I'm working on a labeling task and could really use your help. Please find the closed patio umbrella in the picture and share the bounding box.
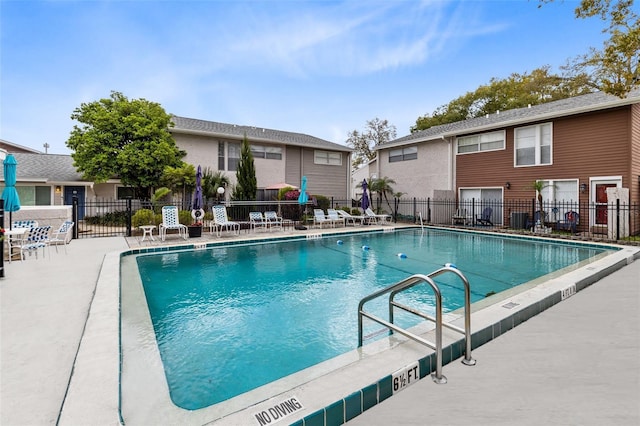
[191,165,204,223]
[361,179,370,212]
[298,176,308,205]
[2,154,21,229]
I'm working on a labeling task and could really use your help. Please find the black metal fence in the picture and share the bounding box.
[69,196,640,244]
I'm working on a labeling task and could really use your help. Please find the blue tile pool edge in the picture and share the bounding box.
[292,252,640,426]
[115,228,636,425]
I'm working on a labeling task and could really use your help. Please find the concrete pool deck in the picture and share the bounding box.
[0,229,638,425]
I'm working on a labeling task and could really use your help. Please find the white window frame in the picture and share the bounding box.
[538,179,579,222]
[251,145,282,160]
[456,130,505,155]
[514,123,552,167]
[389,146,418,162]
[314,150,342,166]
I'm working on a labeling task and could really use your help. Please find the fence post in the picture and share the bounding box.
[413,197,417,223]
[616,198,620,240]
[127,198,133,237]
[427,197,431,222]
[72,196,79,240]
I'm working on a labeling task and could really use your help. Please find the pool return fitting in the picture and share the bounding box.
[357,265,475,384]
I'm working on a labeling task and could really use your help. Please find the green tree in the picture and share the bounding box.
[542,0,640,97]
[66,91,185,198]
[346,118,397,168]
[412,67,594,132]
[161,163,196,207]
[232,134,257,200]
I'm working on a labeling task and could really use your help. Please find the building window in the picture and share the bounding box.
[389,146,418,162]
[251,145,282,160]
[117,187,135,199]
[539,179,578,222]
[228,142,241,171]
[218,141,225,170]
[457,131,505,154]
[314,150,342,165]
[515,123,552,166]
[14,186,51,206]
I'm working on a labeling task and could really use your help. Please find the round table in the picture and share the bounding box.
[139,225,156,242]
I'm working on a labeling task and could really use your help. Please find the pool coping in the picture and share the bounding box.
[57,227,640,426]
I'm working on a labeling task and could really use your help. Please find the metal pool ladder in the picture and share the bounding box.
[357,265,476,384]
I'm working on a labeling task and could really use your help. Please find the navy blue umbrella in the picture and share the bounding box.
[191,165,204,223]
[361,179,370,211]
[2,154,21,229]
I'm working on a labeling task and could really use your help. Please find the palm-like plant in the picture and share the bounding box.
[528,180,554,227]
[368,176,397,212]
[201,168,230,203]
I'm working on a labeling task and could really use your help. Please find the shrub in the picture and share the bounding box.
[132,209,156,227]
[313,195,329,211]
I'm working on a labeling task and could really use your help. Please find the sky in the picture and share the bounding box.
[0,0,614,155]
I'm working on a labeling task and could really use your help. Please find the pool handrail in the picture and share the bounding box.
[389,266,476,367]
[357,265,476,384]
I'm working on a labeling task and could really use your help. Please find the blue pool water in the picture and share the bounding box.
[135,229,611,409]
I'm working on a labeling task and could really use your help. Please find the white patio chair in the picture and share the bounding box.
[159,206,188,241]
[326,209,345,227]
[249,212,268,232]
[264,211,283,231]
[19,225,52,260]
[335,209,367,226]
[211,205,240,237]
[365,207,392,225]
[49,220,74,254]
[313,209,334,229]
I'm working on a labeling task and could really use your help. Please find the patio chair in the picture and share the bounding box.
[475,207,493,226]
[211,205,240,237]
[335,209,366,226]
[249,212,268,232]
[313,209,334,229]
[365,207,392,225]
[327,209,346,227]
[159,206,188,241]
[49,220,74,254]
[525,211,545,230]
[451,209,469,225]
[556,211,579,233]
[264,211,283,231]
[12,220,38,229]
[19,225,52,260]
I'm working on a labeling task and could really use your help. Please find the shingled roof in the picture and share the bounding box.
[170,116,352,152]
[381,88,640,149]
[1,153,84,183]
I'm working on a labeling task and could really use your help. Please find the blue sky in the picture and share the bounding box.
[1,0,612,155]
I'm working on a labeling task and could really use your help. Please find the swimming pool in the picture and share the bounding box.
[132,228,612,410]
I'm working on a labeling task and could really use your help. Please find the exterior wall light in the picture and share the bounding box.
[580,183,587,193]
[505,182,511,189]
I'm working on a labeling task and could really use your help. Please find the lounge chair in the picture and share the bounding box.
[49,220,74,254]
[365,207,392,225]
[264,211,283,231]
[475,207,493,226]
[335,209,367,226]
[211,205,240,237]
[313,209,335,229]
[159,206,188,241]
[556,211,579,233]
[249,212,268,232]
[19,225,52,260]
[451,209,469,225]
[327,209,345,227]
